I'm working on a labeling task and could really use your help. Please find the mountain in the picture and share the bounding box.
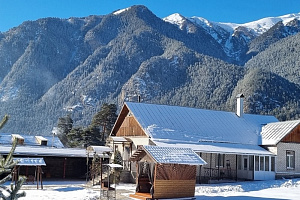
[164,13,300,65]
[0,5,300,135]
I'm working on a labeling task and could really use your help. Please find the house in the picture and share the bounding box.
[129,145,206,199]
[108,95,300,183]
[261,120,300,178]
[0,133,111,180]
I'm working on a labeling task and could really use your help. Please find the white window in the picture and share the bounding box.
[255,156,259,171]
[286,150,295,169]
[260,156,264,171]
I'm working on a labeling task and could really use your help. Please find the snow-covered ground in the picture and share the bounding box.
[14,178,300,199]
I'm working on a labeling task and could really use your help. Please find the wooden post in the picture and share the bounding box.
[40,166,43,189]
[12,166,18,185]
[100,158,103,188]
[236,155,238,181]
[25,166,28,177]
[36,166,39,189]
[210,153,212,179]
[152,163,157,199]
[63,158,67,179]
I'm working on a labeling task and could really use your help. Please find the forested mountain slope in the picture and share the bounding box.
[0,5,299,134]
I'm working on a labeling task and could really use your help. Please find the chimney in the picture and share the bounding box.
[11,134,24,145]
[236,93,244,117]
[35,136,48,146]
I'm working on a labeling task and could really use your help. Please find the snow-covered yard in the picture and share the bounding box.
[17,178,300,199]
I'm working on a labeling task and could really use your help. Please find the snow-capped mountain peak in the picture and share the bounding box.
[163,12,300,64]
[163,13,187,27]
[164,12,300,36]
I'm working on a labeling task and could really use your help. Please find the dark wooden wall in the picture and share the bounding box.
[17,156,89,179]
[282,125,300,143]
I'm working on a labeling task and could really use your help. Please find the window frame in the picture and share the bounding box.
[286,150,295,170]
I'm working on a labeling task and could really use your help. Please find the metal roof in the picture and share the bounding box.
[110,136,129,142]
[13,157,46,166]
[142,145,207,165]
[0,133,64,148]
[125,102,278,146]
[261,120,300,145]
[155,141,274,156]
[86,146,112,158]
[0,146,89,158]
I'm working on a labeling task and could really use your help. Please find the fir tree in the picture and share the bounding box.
[0,115,26,200]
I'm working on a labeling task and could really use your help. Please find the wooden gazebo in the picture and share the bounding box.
[129,145,206,200]
[12,157,46,189]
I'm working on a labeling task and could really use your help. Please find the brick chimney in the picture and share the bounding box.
[236,93,244,117]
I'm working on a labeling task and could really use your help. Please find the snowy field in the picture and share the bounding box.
[14,178,300,199]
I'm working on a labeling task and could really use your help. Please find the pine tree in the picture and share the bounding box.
[90,103,117,143]
[57,114,73,147]
[0,115,26,200]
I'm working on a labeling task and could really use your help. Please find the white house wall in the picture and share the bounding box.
[276,142,300,178]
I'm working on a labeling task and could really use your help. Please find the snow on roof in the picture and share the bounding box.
[143,145,207,165]
[125,102,278,145]
[13,157,46,166]
[0,133,64,148]
[154,141,274,156]
[86,146,112,155]
[261,120,300,145]
[110,136,129,142]
[0,146,90,158]
[104,163,123,168]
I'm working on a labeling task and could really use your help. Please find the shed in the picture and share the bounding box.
[129,145,206,199]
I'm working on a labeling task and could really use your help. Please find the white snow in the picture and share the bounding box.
[143,145,207,165]
[16,178,300,199]
[164,12,300,38]
[0,86,19,102]
[113,8,130,15]
[164,13,186,26]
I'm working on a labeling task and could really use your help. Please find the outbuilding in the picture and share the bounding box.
[129,145,206,200]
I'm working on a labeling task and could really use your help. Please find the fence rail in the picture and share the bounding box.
[203,167,236,180]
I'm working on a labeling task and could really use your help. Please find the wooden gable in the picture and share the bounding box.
[281,124,300,143]
[116,115,146,137]
[111,104,147,137]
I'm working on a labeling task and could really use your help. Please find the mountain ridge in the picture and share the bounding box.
[0,5,300,135]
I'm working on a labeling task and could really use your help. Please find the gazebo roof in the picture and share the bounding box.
[13,157,46,166]
[130,145,206,165]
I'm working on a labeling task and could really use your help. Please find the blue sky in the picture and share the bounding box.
[0,0,299,32]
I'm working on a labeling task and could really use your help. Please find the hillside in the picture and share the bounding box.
[0,5,300,134]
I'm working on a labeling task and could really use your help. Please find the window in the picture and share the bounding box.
[286,150,295,169]
[249,156,254,170]
[216,154,225,167]
[243,156,248,170]
[271,157,275,171]
[255,156,259,171]
[260,156,264,171]
[265,156,269,171]
[237,155,242,170]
